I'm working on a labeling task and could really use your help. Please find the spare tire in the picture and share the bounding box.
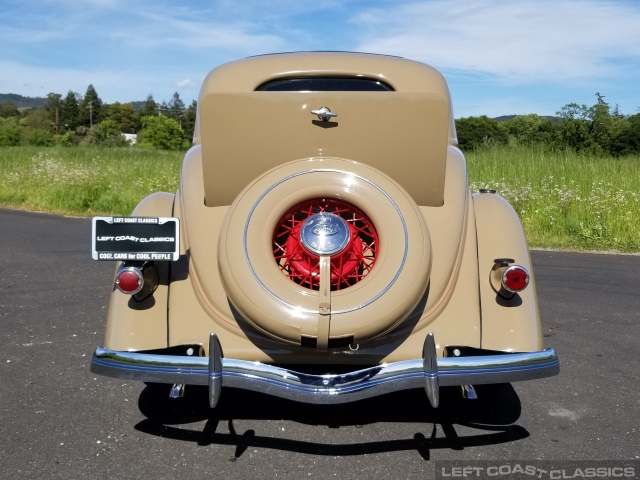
[218,157,431,347]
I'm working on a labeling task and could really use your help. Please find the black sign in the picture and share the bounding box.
[91,217,180,261]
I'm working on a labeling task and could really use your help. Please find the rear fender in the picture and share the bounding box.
[103,192,175,351]
[472,192,543,352]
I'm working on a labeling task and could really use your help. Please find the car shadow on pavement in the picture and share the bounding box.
[134,383,528,460]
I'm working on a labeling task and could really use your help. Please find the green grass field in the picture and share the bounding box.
[467,146,640,251]
[1,145,638,251]
[0,146,182,216]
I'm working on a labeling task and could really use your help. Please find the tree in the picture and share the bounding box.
[137,115,188,150]
[0,101,20,118]
[60,91,81,130]
[139,94,157,118]
[165,92,185,124]
[455,116,509,150]
[45,92,63,130]
[45,92,62,112]
[103,102,139,133]
[117,102,139,133]
[182,99,197,142]
[555,94,624,156]
[504,114,555,146]
[78,84,103,127]
[587,93,614,155]
[555,103,592,152]
[611,113,640,156]
[22,108,51,131]
[159,100,170,119]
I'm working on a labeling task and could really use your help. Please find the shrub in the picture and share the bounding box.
[455,116,509,150]
[137,115,188,151]
[54,131,75,147]
[0,118,22,146]
[27,129,53,147]
[85,120,128,147]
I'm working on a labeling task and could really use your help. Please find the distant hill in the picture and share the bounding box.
[493,114,560,124]
[0,94,149,111]
[493,115,517,122]
[0,93,47,109]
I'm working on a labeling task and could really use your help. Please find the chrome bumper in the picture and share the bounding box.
[91,333,559,408]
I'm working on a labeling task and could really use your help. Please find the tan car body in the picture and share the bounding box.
[93,53,557,408]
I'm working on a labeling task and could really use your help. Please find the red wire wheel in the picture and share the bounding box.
[273,199,378,291]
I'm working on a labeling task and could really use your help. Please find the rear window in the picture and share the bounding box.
[256,77,394,92]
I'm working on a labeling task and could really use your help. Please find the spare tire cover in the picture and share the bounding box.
[218,157,431,345]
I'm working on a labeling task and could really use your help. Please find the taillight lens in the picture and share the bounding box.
[115,266,144,294]
[502,265,529,293]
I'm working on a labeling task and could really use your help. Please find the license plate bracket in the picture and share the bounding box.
[91,216,180,261]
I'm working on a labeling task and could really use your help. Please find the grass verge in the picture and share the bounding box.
[1,145,638,252]
[467,146,640,252]
[0,146,182,216]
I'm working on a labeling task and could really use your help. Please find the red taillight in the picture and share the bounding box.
[502,265,529,293]
[115,266,144,294]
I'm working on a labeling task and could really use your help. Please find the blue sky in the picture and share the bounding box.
[2,0,640,118]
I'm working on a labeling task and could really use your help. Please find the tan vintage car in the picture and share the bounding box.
[91,52,559,409]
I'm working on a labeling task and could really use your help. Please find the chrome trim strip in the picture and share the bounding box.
[243,168,409,315]
[91,346,559,405]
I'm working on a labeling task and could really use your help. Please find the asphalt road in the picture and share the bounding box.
[1,208,639,479]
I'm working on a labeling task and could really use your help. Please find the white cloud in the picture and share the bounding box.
[354,0,640,83]
[113,10,288,54]
[3,0,639,116]
[176,79,196,89]
[5,0,292,58]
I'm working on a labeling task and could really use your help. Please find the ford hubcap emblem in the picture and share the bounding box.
[300,213,350,256]
[312,224,339,235]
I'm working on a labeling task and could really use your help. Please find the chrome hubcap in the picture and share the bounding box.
[300,213,350,256]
